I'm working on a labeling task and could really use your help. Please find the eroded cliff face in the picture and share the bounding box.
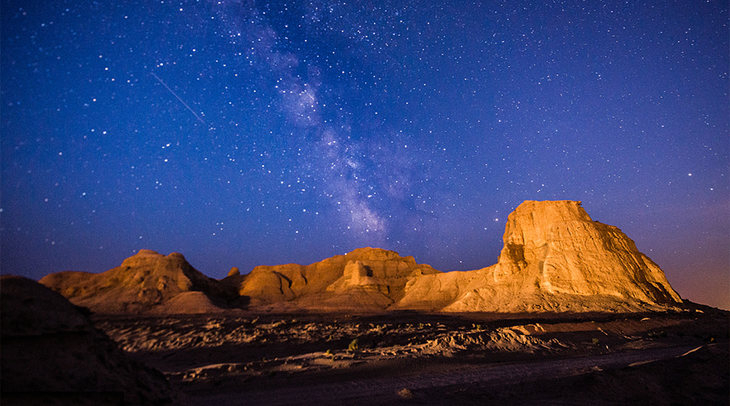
[226,247,441,310]
[39,248,440,313]
[398,200,682,312]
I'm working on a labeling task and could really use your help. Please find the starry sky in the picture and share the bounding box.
[2,1,728,309]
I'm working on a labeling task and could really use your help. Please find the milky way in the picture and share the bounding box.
[2,0,728,308]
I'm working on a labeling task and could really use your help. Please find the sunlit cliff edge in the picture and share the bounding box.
[38,200,683,314]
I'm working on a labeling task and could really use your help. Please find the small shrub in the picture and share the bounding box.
[591,338,600,346]
[397,387,414,399]
[647,330,667,338]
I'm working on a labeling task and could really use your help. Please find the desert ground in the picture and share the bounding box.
[94,304,728,405]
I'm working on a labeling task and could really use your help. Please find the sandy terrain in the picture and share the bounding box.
[93,304,728,405]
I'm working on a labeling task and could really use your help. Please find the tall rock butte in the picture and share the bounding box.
[396,200,682,312]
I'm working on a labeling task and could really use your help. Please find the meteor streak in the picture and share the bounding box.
[151,72,204,123]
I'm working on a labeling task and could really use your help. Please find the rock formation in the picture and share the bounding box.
[225,247,441,311]
[37,200,683,313]
[397,200,683,312]
[0,276,176,404]
[40,249,232,314]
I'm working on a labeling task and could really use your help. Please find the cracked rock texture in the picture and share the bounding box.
[225,247,441,311]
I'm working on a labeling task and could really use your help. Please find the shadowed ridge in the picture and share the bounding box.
[0,275,177,404]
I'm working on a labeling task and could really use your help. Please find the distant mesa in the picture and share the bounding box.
[39,200,683,314]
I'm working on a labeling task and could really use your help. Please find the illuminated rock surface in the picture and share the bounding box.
[397,200,682,312]
[226,247,441,311]
[40,201,682,313]
[40,250,230,314]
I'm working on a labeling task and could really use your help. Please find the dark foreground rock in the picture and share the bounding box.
[0,276,178,405]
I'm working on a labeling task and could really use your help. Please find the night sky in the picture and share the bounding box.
[2,1,728,309]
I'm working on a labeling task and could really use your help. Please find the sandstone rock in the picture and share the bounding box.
[40,250,233,314]
[397,200,682,312]
[0,276,177,404]
[234,247,440,310]
[228,266,240,277]
[35,201,684,314]
[150,291,228,314]
[326,260,390,294]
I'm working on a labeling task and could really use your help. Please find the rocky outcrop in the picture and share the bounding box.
[37,201,683,314]
[227,247,441,310]
[397,200,683,312]
[0,276,177,404]
[40,250,232,314]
